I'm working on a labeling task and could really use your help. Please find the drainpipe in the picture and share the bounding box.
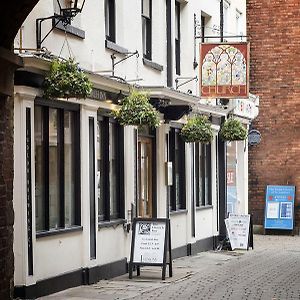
[220,0,224,42]
[218,0,228,241]
[166,0,173,87]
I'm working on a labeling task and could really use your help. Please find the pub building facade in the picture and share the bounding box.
[12,0,257,298]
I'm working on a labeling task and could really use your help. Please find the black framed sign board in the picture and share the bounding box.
[129,218,172,280]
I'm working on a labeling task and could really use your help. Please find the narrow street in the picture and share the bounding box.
[40,235,300,300]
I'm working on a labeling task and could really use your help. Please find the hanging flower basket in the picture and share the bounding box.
[113,89,160,128]
[220,118,247,141]
[43,58,93,99]
[180,115,213,143]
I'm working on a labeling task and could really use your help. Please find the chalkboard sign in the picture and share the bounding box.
[264,185,295,230]
[129,218,172,280]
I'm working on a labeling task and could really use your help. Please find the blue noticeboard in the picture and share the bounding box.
[264,185,295,230]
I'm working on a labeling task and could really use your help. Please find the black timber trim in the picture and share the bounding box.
[14,258,127,299]
[142,58,164,71]
[218,128,227,240]
[35,97,80,111]
[89,117,96,259]
[26,107,33,276]
[15,70,44,88]
[166,0,173,87]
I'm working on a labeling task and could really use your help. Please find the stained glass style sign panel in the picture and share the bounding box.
[200,43,249,99]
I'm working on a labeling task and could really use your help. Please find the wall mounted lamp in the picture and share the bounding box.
[36,0,86,49]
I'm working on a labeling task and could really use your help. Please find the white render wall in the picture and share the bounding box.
[16,0,246,92]
[13,0,249,287]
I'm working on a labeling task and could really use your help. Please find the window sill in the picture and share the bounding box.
[36,226,83,239]
[170,209,188,216]
[196,205,213,211]
[98,219,127,229]
[143,58,164,72]
[53,18,85,39]
[105,40,129,54]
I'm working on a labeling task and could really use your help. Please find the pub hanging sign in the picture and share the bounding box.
[200,43,249,99]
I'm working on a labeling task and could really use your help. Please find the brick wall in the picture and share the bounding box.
[0,95,14,300]
[247,0,300,227]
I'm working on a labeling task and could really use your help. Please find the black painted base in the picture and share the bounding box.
[14,258,127,299]
[171,236,216,259]
[14,236,217,299]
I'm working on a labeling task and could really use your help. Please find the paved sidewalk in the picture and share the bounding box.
[40,235,300,300]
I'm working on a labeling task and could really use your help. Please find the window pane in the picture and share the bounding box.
[201,144,205,206]
[142,17,147,56]
[205,144,212,205]
[64,111,75,227]
[49,108,60,229]
[105,0,110,37]
[142,0,150,18]
[97,120,105,220]
[109,122,118,218]
[175,3,179,40]
[35,106,45,231]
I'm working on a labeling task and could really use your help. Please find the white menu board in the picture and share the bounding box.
[225,214,250,250]
[133,221,166,264]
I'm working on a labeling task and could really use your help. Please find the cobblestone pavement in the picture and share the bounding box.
[41,235,300,300]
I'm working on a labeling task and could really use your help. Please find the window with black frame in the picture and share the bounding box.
[105,0,116,42]
[195,143,212,207]
[169,127,186,211]
[34,101,80,232]
[142,0,152,59]
[175,1,181,75]
[97,116,124,222]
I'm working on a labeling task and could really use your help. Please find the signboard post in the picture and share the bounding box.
[129,218,172,280]
[264,185,295,230]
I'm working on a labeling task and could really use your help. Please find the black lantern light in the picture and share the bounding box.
[57,0,86,20]
[36,0,86,49]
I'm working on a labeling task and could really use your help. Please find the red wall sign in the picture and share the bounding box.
[200,43,249,99]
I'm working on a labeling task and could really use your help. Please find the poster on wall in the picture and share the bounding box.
[264,185,295,230]
[200,43,249,99]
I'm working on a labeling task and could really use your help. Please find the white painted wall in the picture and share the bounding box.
[13,0,250,288]
[35,233,83,280]
[16,0,246,92]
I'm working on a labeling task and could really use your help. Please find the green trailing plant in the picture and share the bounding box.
[43,58,93,99]
[220,117,247,141]
[113,89,160,128]
[180,115,213,143]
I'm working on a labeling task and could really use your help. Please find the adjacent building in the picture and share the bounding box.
[247,0,300,232]
[13,0,256,298]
